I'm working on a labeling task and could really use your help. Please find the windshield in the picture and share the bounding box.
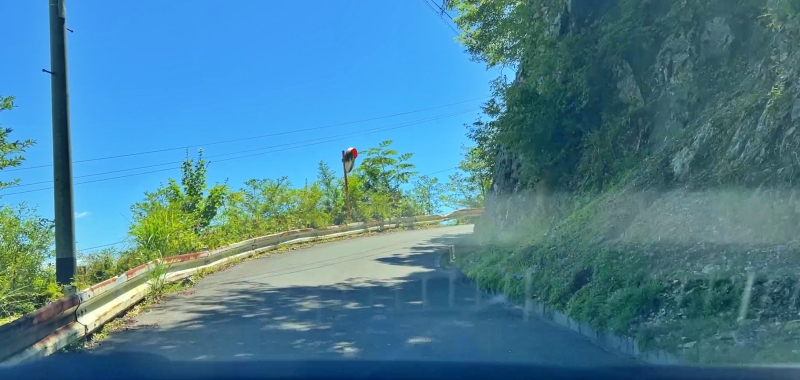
[1,0,800,370]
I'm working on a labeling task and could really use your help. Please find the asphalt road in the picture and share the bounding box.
[90,225,632,366]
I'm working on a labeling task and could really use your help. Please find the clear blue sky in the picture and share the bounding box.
[0,1,496,253]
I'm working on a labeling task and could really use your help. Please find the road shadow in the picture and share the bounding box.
[373,230,466,270]
[87,230,629,367]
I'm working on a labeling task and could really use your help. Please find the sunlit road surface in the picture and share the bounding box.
[91,225,631,366]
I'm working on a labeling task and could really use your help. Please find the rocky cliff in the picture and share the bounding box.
[487,0,800,229]
[461,0,800,365]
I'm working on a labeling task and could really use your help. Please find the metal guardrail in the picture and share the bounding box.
[0,209,484,366]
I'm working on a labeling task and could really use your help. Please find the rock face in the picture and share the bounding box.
[462,2,800,364]
[482,142,529,235]
[484,0,800,239]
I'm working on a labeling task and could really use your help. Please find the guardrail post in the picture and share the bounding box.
[395,287,402,310]
[315,290,323,324]
[524,269,532,322]
[62,284,77,296]
[503,269,510,302]
[738,271,756,324]
[475,277,481,308]
[422,276,428,309]
[449,267,456,308]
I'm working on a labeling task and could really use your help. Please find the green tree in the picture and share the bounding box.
[450,0,618,192]
[0,96,35,190]
[174,149,228,232]
[357,140,418,194]
[315,161,345,224]
[0,205,58,319]
[128,193,204,261]
[0,96,59,320]
[409,175,446,215]
[129,150,228,258]
[289,181,331,228]
[238,177,294,232]
[445,0,532,68]
[356,140,418,218]
[444,145,493,208]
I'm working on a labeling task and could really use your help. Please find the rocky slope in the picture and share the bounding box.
[464,0,800,365]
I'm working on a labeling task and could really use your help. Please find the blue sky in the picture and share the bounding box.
[0,1,496,253]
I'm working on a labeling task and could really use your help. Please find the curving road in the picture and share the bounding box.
[90,225,632,366]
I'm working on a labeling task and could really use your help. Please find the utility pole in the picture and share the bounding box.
[47,0,77,289]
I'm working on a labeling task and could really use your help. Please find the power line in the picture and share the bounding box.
[431,0,455,21]
[0,108,480,197]
[79,240,128,253]
[4,97,489,173]
[421,0,459,35]
[3,108,478,191]
[416,167,458,177]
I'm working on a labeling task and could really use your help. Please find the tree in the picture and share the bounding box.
[0,95,59,320]
[0,96,35,191]
[357,140,418,194]
[289,181,331,228]
[444,145,493,208]
[356,140,418,218]
[239,177,294,232]
[0,205,58,318]
[174,149,228,232]
[129,150,228,257]
[315,161,345,224]
[410,175,446,215]
[208,176,294,242]
[445,0,533,69]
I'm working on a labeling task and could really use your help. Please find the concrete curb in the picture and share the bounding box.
[436,248,688,366]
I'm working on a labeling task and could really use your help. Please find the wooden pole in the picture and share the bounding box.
[342,150,351,224]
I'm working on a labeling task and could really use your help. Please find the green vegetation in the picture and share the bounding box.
[447,0,800,365]
[0,96,61,325]
[0,93,488,326]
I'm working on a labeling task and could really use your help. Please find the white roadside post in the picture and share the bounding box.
[422,275,428,309]
[524,269,533,322]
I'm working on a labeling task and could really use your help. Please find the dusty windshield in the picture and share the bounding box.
[2,0,800,369]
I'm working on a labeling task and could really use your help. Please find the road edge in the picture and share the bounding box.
[434,248,688,366]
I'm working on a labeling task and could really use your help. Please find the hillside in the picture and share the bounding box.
[450,0,800,365]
